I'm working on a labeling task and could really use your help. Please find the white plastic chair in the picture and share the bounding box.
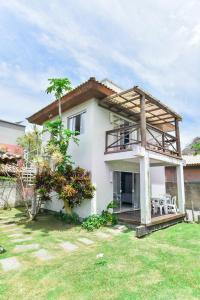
[167,196,177,214]
[152,198,164,215]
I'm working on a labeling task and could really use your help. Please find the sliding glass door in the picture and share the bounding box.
[113,171,140,212]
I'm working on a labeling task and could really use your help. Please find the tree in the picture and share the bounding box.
[192,141,200,155]
[46,78,72,119]
[43,118,79,173]
[17,125,42,163]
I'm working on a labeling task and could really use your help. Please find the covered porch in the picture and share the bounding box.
[105,150,185,235]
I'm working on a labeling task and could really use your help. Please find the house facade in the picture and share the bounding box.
[28,77,185,234]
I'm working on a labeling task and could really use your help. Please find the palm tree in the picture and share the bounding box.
[46,78,72,120]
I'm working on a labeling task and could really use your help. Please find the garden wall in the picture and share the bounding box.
[0,180,23,208]
[166,181,200,210]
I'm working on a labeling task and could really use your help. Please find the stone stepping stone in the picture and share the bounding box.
[3,227,19,232]
[33,249,53,261]
[0,223,16,228]
[0,217,10,221]
[95,232,111,239]
[0,220,11,224]
[13,244,40,253]
[78,238,94,245]
[114,225,127,231]
[0,257,21,272]
[59,242,78,252]
[12,237,32,243]
[8,233,24,238]
[106,228,122,235]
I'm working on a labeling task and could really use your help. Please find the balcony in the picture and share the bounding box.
[101,86,182,159]
[105,123,180,158]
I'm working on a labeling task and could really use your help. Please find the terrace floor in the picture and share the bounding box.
[116,209,185,226]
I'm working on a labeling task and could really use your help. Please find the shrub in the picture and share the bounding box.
[82,201,118,231]
[101,210,117,226]
[54,210,80,224]
[81,215,106,231]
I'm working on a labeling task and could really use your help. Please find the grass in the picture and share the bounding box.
[0,208,200,300]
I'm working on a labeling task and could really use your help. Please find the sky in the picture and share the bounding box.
[0,0,200,147]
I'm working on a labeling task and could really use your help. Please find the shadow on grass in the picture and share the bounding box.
[1,207,80,236]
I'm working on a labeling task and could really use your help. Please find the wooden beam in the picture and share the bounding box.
[175,118,181,156]
[150,121,174,126]
[133,86,182,121]
[145,107,161,114]
[147,112,170,121]
[140,94,146,147]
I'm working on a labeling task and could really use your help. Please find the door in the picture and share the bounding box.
[121,172,132,205]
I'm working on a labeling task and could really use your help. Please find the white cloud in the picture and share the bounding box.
[1,0,200,145]
[0,85,47,123]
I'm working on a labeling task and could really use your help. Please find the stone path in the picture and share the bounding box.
[114,225,127,231]
[12,237,32,243]
[59,241,78,252]
[0,257,21,272]
[0,223,16,229]
[33,249,53,261]
[0,217,127,272]
[13,244,40,253]
[106,226,126,235]
[78,238,94,245]
[8,233,23,238]
[2,227,20,233]
[0,220,11,225]
[95,232,111,239]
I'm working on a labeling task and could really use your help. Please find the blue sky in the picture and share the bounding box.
[0,1,200,147]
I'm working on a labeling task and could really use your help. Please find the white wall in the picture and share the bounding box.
[150,166,166,197]
[43,99,95,217]
[89,100,113,214]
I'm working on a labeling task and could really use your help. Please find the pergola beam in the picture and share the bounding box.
[140,94,146,147]
[175,118,181,156]
[147,112,170,120]
[133,86,182,121]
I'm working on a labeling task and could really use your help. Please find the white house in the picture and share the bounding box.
[27,77,185,235]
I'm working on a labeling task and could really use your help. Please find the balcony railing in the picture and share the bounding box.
[105,123,180,157]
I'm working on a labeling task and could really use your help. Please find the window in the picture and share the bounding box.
[68,111,86,135]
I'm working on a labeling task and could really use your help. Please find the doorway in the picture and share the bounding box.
[113,171,140,212]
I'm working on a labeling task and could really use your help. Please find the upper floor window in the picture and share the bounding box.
[68,111,86,135]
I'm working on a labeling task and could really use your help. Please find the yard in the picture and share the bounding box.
[0,209,200,300]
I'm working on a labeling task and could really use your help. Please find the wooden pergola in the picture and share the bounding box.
[100,86,182,157]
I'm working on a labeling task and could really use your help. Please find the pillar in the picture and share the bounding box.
[140,153,151,224]
[176,163,185,213]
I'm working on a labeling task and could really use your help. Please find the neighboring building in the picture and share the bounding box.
[28,77,185,234]
[166,155,200,221]
[0,119,25,208]
[0,119,25,154]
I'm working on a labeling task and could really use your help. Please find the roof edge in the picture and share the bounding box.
[27,77,115,125]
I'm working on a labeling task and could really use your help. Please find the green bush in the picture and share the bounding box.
[54,210,80,224]
[81,215,106,231]
[82,201,118,231]
[101,210,117,226]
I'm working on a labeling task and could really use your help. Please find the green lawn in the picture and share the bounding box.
[0,208,200,300]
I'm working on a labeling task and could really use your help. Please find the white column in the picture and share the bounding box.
[176,163,185,213]
[140,153,151,224]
